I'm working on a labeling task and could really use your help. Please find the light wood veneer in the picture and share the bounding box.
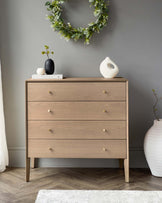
[28,140,126,158]
[28,121,126,139]
[26,77,129,182]
[28,102,126,120]
[28,82,126,101]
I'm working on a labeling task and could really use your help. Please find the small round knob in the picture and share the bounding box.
[102,90,107,94]
[48,147,53,151]
[103,129,107,132]
[103,110,107,113]
[48,91,53,94]
[48,129,53,133]
[48,109,52,113]
[103,147,107,151]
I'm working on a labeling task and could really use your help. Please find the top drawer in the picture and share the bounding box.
[27,82,126,101]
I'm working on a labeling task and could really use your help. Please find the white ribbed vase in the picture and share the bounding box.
[144,119,162,177]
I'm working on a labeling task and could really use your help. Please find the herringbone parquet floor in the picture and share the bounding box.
[0,168,161,203]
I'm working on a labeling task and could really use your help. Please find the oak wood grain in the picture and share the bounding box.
[124,80,129,182]
[27,82,126,101]
[28,102,126,121]
[26,77,128,82]
[28,121,126,139]
[28,139,126,158]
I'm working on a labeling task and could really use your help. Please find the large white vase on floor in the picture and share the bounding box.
[144,119,162,177]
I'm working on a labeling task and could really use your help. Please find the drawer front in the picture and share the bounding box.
[28,140,126,158]
[27,82,126,101]
[28,102,126,120]
[28,121,126,139]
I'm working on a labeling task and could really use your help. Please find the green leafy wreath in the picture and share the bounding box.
[45,0,109,44]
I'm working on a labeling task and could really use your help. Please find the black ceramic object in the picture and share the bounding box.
[45,59,55,74]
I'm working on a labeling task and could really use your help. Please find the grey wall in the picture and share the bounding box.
[0,0,162,168]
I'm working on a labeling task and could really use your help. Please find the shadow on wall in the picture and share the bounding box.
[0,0,12,88]
[0,0,11,64]
[0,0,19,147]
[126,74,154,150]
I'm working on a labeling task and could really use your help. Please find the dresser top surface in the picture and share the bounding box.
[26,77,128,82]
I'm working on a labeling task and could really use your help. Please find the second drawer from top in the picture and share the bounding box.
[28,102,126,120]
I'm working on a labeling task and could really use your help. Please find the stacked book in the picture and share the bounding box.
[32,74,63,79]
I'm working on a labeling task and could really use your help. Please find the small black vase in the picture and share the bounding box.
[44,59,55,74]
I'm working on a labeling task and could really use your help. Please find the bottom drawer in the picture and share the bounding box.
[28,140,126,158]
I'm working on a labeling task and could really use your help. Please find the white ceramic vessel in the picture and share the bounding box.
[144,119,162,177]
[99,57,119,78]
[36,67,45,75]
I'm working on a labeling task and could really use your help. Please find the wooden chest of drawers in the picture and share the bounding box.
[25,77,129,182]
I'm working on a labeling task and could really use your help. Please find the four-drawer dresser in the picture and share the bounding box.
[25,77,129,182]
